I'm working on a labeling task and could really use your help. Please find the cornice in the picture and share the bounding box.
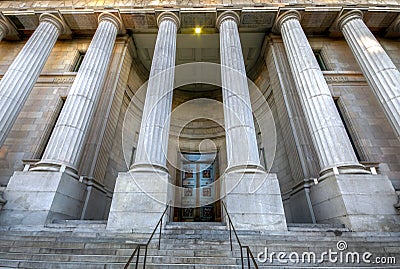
[0,6,398,38]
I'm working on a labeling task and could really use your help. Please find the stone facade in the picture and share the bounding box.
[0,1,398,233]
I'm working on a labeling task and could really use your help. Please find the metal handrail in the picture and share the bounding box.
[124,203,170,269]
[221,200,259,269]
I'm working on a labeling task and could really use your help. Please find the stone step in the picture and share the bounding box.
[0,252,237,265]
[0,226,399,269]
[0,239,138,249]
[0,252,125,263]
[1,235,398,252]
[0,246,233,257]
[165,222,227,229]
[118,248,236,257]
[0,230,152,240]
[162,231,400,241]
[0,259,240,269]
[0,246,117,255]
[157,238,400,246]
[50,220,107,225]
[2,229,399,241]
[0,235,142,244]
[0,231,149,239]
[1,234,399,248]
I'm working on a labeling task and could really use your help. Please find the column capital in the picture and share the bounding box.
[0,19,9,36]
[34,10,120,173]
[216,11,240,30]
[39,13,66,34]
[98,12,122,32]
[337,10,364,31]
[157,12,180,29]
[275,10,301,33]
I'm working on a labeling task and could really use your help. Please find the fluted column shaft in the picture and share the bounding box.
[35,13,120,174]
[0,20,9,41]
[217,12,262,172]
[132,12,179,173]
[339,10,400,139]
[0,14,63,147]
[278,11,364,176]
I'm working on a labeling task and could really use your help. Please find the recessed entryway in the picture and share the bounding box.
[173,152,221,222]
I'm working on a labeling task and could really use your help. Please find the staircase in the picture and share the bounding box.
[0,221,399,268]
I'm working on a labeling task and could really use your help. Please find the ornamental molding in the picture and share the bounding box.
[0,4,398,38]
[0,1,400,8]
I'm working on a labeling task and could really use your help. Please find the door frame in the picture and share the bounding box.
[173,151,222,222]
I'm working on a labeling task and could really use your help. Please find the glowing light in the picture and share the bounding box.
[195,27,202,34]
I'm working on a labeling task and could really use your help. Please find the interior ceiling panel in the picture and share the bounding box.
[133,32,265,73]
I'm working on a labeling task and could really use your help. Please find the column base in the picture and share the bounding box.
[30,161,79,179]
[319,163,370,180]
[106,170,171,232]
[80,177,112,220]
[225,164,265,174]
[0,171,86,226]
[129,162,169,174]
[222,171,287,231]
[310,174,400,231]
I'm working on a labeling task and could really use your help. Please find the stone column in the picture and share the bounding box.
[107,12,181,232]
[0,13,64,147]
[216,11,262,173]
[131,12,180,173]
[276,11,400,231]
[338,10,400,139]
[0,20,9,41]
[214,11,287,232]
[33,13,121,175]
[277,11,366,177]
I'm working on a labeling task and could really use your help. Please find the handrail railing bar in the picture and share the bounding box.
[125,200,259,269]
[247,246,259,269]
[124,203,170,269]
[146,204,169,246]
[221,200,259,269]
[135,245,140,269]
[124,245,140,269]
[221,201,242,248]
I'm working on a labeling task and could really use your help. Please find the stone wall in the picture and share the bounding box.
[252,36,400,222]
[309,37,400,190]
[0,39,84,187]
[103,49,147,192]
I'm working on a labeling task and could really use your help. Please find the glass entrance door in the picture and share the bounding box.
[179,153,217,222]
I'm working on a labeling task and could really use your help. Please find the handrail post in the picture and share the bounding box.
[124,203,170,269]
[247,246,250,268]
[222,200,259,269]
[158,217,163,250]
[229,221,233,251]
[143,245,148,269]
[135,245,140,269]
[240,246,244,268]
